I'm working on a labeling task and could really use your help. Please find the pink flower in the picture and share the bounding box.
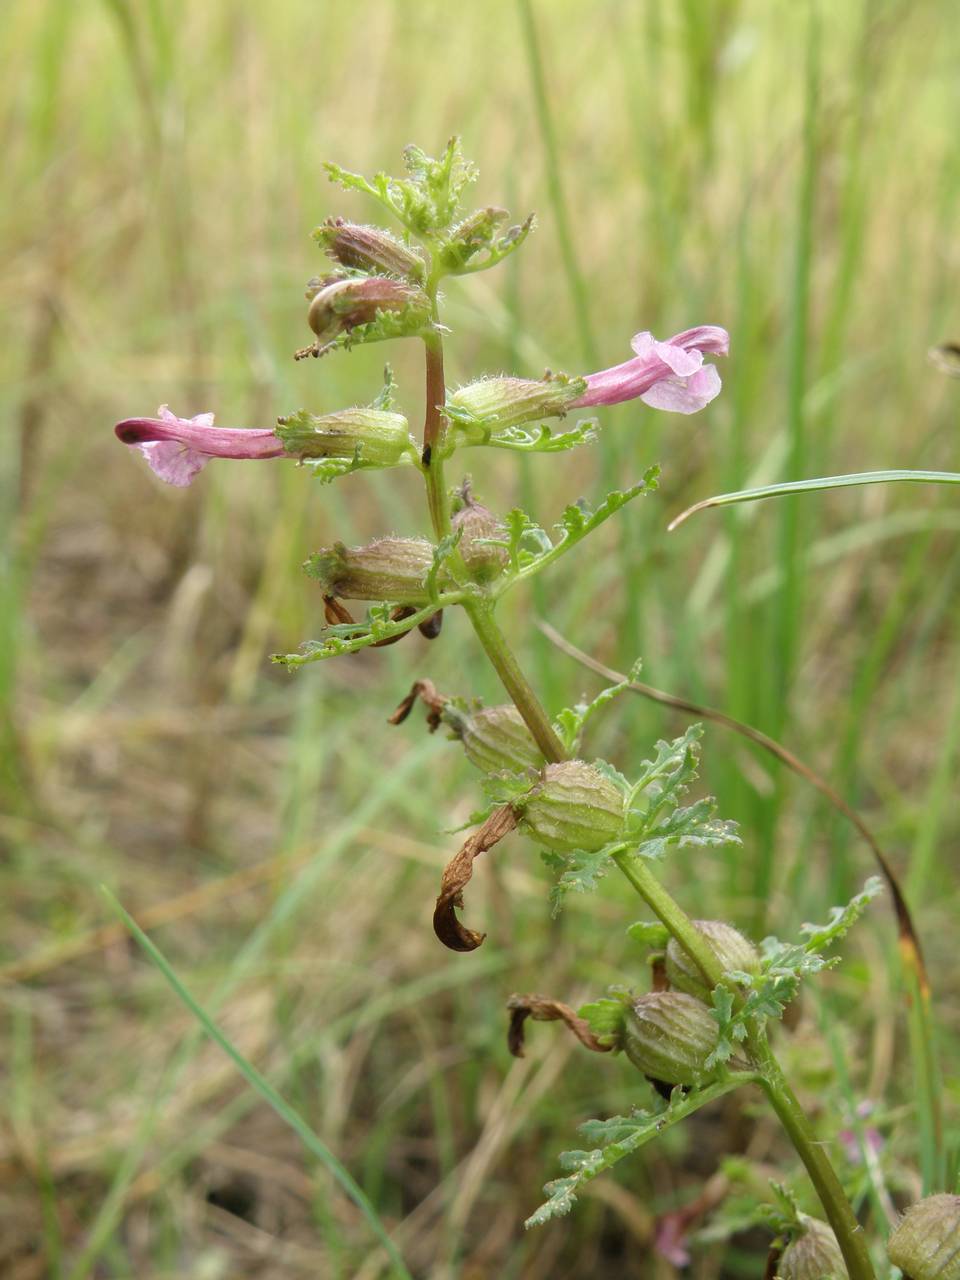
[115,406,284,487]
[572,326,729,415]
[654,1213,692,1266]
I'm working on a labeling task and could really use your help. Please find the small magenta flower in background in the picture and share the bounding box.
[572,325,729,414]
[115,406,284,487]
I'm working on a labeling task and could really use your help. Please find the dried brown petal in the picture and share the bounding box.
[506,993,613,1058]
[387,679,448,730]
[417,610,443,640]
[433,805,518,952]
[323,595,355,626]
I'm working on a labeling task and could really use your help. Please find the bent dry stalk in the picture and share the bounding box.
[112,138,943,1276]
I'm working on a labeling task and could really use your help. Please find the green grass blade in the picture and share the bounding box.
[515,0,597,368]
[102,888,415,1280]
[669,470,960,530]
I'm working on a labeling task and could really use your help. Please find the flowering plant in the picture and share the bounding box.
[115,139,942,1277]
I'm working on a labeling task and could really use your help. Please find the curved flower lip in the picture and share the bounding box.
[115,406,284,486]
[571,325,729,415]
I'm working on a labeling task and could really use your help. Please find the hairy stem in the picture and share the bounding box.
[611,851,724,989]
[753,1034,876,1279]
[465,601,566,763]
[422,328,449,540]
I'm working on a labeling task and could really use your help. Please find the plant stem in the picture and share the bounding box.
[611,850,724,989]
[752,1033,876,1280]
[422,330,449,540]
[465,600,566,763]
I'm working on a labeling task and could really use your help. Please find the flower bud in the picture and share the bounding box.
[305,537,436,604]
[776,1217,846,1280]
[665,921,759,1001]
[445,372,587,439]
[445,704,543,775]
[518,761,624,853]
[312,217,426,281]
[887,1194,960,1279]
[622,992,719,1088]
[451,489,508,583]
[306,277,431,346]
[274,407,415,468]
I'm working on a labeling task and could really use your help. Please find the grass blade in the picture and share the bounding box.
[669,470,960,530]
[102,888,415,1280]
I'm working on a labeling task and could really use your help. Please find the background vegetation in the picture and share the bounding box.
[2,0,958,1275]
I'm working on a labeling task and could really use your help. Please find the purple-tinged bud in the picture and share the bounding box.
[312,217,426,282]
[451,489,508,583]
[274,407,415,468]
[445,372,587,440]
[445,704,543,775]
[888,1194,960,1279]
[622,992,720,1088]
[304,537,437,605]
[665,921,759,1001]
[518,761,624,853]
[776,1217,846,1279]
[304,276,431,350]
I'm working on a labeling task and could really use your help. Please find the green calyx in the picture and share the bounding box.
[517,761,624,853]
[275,407,416,470]
[887,1194,960,1280]
[444,373,587,444]
[304,537,439,605]
[776,1217,847,1280]
[622,992,720,1088]
[665,921,759,1002]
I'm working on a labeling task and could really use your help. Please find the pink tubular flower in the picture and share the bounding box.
[571,325,729,415]
[115,405,284,487]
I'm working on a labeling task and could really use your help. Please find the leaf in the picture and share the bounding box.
[708,879,884,1046]
[271,596,463,668]
[617,727,741,865]
[546,844,621,916]
[669,470,960,531]
[497,469,660,595]
[626,921,670,949]
[552,661,641,753]
[482,418,598,454]
[426,530,462,602]
[525,1077,752,1228]
[578,990,632,1047]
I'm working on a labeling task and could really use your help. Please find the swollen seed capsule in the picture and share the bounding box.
[306,277,430,346]
[451,493,508,583]
[887,1194,960,1280]
[622,992,719,1088]
[518,761,624,853]
[304,537,435,604]
[776,1217,846,1279]
[665,921,759,1001]
[448,705,543,775]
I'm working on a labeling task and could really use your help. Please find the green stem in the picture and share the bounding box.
[422,327,449,540]
[752,1033,876,1280]
[465,600,566,763]
[611,851,723,989]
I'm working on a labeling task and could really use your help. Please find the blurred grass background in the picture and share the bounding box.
[2,0,959,1275]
